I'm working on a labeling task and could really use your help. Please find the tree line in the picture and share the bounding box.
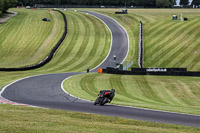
[0,0,199,16]
[17,0,177,8]
[191,0,200,7]
[16,0,199,8]
[0,0,17,14]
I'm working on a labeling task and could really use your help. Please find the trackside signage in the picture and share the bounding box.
[102,67,200,77]
[146,68,167,72]
[131,68,187,73]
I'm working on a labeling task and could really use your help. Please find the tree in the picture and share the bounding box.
[180,0,189,7]
[191,0,200,7]
[142,0,156,8]
[156,0,171,7]
[0,0,5,12]
[0,0,17,13]
[3,0,11,12]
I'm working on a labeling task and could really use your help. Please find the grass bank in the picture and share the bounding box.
[84,9,200,71]
[0,104,199,133]
[37,10,111,73]
[0,8,64,68]
[64,73,200,115]
[0,9,111,87]
[1,8,200,131]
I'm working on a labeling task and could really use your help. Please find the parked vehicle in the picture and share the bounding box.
[26,6,31,9]
[115,9,128,14]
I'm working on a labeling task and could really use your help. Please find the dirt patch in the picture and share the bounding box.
[0,11,18,24]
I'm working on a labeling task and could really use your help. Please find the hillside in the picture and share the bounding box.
[88,9,200,71]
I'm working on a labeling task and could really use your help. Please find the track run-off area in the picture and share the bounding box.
[1,9,200,128]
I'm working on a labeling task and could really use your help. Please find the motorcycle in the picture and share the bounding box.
[94,91,113,106]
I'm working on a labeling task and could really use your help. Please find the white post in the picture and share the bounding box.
[181,13,183,21]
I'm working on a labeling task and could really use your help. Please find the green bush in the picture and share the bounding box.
[0,0,17,13]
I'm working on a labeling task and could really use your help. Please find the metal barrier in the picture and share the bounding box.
[138,21,143,68]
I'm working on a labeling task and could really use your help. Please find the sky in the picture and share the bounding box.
[176,0,193,5]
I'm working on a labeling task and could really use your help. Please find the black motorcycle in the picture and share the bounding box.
[94,91,113,106]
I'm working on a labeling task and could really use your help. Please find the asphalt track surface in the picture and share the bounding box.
[1,11,200,128]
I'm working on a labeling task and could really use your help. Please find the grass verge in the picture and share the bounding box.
[0,104,199,133]
[64,73,200,115]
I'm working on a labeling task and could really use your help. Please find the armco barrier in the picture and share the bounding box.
[0,10,67,71]
[102,67,200,77]
[138,21,143,68]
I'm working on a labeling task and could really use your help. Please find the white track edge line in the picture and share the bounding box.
[86,13,113,71]
[90,11,130,65]
[61,11,200,117]
[0,72,74,107]
[61,74,93,103]
[82,11,129,71]
[2,10,200,118]
[61,73,200,117]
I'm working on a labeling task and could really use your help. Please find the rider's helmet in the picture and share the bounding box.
[111,89,115,92]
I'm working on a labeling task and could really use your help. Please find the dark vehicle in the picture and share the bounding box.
[42,18,51,21]
[94,89,115,106]
[115,9,128,14]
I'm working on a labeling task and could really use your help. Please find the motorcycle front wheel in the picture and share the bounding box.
[94,97,100,105]
[100,97,108,106]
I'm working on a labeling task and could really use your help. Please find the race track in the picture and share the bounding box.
[1,11,200,128]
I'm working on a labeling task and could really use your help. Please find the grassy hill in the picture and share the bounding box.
[0,8,64,68]
[37,10,111,73]
[87,9,200,71]
[0,8,111,87]
[1,8,200,132]
[64,73,200,115]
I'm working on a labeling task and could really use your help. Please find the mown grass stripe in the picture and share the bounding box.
[187,53,200,70]
[145,21,186,51]
[45,12,86,71]
[109,75,134,102]
[43,10,111,72]
[0,9,58,68]
[144,19,199,67]
[146,22,178,42]
[160,29,199,67]
[169,31,200,68]
[80,74,99,97]
[129,13,153,23]
[58,13,90,71]
[64,73,200,115]
[146,21,170,37]
[43,11,77,71]
[67,13,95,71]
[67,12,111,72]
[120,76,150,103]
[150,19,200,67]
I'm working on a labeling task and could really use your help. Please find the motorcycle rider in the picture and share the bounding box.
[99,89,115,103]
